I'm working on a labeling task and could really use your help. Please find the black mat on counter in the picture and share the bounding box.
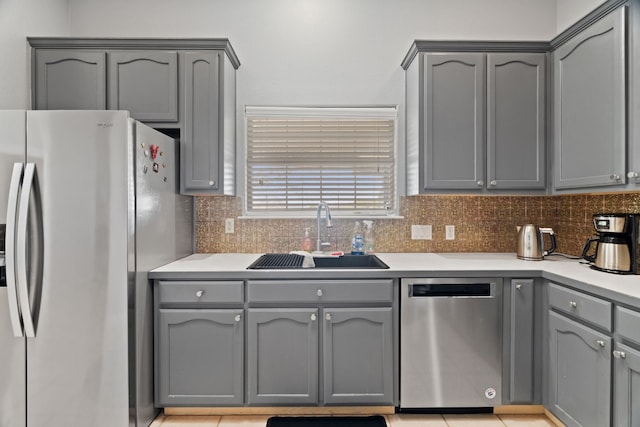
[266,416,387,427]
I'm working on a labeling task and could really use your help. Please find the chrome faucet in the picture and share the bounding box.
[316,201,333,252]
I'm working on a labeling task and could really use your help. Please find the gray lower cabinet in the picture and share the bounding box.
[180,51,236,195]
[247,306,394,406]
[508,279,535,403]
[247,308,319,405]
[613,306,640,427]
[613,342,640,427]
[553,6,627,189]
[403,44,546,193]
[34,49,107,110]
[154,280,245,407]
[246,279,395,406]
[157,309,244,406]
[323,308,393,404]
[108,51,178,122]
[547,310,611,427]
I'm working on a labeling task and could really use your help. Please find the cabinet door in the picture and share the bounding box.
[108,51,178,122]
[157,309,243,406]
[322,308,393,405]
[509,279,535,403]
[424,53,485,189]
[487,53,546,189]
[548,311,611,427]
[553,7,626,189]
[181,51,222,193]
[34,50,106,110]
[613,343,640,427]
[247,308,319,405]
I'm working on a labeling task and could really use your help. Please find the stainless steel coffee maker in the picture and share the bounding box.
[582,213,640,274]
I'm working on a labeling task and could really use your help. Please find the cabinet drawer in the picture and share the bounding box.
[158,281,243,305]
[247,280,394,304]
[548,282,612,331]
[615,306,640,346]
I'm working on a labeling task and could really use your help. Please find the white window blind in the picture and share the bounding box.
[245,106,397,216]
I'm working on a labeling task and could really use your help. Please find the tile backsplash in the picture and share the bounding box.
[195,192,640,256]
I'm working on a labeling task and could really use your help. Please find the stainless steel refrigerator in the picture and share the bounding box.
[0,110,193,427]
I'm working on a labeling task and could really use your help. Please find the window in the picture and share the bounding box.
[245,106,397,217]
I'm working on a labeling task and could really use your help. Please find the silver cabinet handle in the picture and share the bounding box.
[569,301,577,308]
[196,290,204,298]
[5,163,24,337]
[613,350,626,359]
[325,313,332,321]
[490,180,497,186]
[235,314,241,322]
[596,340,605,348]
[208,180,216,186]
[316,289,323,297]
[16,163,37,338]
[610,174,621,181]
[515,284,522,290]
[477,180,484,186]
[310,313,317,321]
[628,172,639,179]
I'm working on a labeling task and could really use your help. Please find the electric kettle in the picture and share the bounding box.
[517,224,557,260]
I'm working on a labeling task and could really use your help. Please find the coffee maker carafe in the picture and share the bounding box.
[582,213,640,274]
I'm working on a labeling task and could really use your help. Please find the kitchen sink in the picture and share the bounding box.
[312,254,389,269]
[247,253,389,269]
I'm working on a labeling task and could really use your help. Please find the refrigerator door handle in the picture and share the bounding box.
[16,162,36,338]
[6,163,25,337]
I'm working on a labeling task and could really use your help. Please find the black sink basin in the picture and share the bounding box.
[312,254,389,269]
[247,253,389,269]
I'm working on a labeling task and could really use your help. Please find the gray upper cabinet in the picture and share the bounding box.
[181,51,236,195]
[553,6,626,189]
[488,54,546,189]
[108,51,178,122]
[403,42,548,194]
[424,53,485,190]
[34,50,106,110]
[29,38,240,196]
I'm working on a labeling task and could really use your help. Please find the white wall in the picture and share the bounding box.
[0,0,69,109]
[557,0,607,33]
[67,0,557,110]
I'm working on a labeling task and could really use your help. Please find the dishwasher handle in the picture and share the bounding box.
[409,283,493,298]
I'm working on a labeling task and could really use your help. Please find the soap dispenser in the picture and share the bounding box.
[363,220,375,254]
[301,227,313,252]
[351,221,364,255]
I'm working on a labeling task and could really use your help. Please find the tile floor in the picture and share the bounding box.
[151,413,558,426]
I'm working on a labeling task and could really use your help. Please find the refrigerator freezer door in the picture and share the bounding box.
[25,111,130,427]
[0,110,27,427]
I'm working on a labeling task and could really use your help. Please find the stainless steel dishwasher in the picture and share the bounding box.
[400,278,503,409]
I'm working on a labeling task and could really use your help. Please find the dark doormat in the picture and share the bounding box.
[266,415,387,427]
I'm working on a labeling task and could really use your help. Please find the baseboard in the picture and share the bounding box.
[544,408,566,427]
[493,405,545,415]
[164,406,396,416]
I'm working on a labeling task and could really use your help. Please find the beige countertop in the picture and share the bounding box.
[150,252,640,307]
